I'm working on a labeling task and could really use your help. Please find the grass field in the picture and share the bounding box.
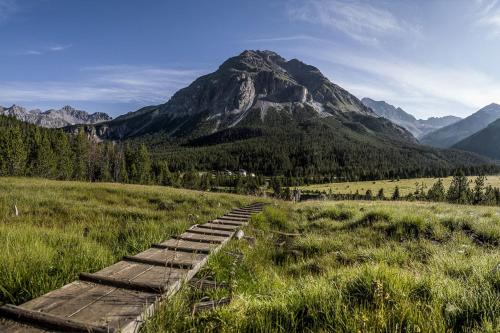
[0,177,254,305]
[300,175,500,196]
[1,178,500,332]
[146,201,500,332]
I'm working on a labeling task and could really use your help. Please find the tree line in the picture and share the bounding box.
[298,175,500,207]
[0,115,267,192]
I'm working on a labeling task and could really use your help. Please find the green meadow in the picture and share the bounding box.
[1,177,500,332]
[300,175,500,197]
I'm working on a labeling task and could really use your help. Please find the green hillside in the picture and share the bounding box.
[454,119,500,160]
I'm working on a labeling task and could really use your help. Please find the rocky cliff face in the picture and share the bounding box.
[102,50,412,141]
[0,105,111,128]
[361,98,461,139]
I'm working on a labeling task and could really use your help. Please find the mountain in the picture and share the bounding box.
[420,103,500,148]
[361,98,461,139]
[453,118,500,159]
[80,50,492,179]
[0,105,111,128]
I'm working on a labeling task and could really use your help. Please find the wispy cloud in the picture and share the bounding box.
[49,44,72,52]
[20,44,72,56]
[475,0,500,34]
[0,65,204,104]
[303,47,500,117]
[287,0,418,45]
[0,0,17,23]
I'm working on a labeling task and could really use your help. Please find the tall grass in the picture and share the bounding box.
[144,200,500,332]
[0,177,254,304]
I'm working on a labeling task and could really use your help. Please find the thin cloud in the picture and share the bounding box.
[287,0,418,45]
[0,0,17,23]
[0,65,204,104]
[476,0,500,34]
[306,47,500,117]
[20,44,73,55]
[49,44,72,51]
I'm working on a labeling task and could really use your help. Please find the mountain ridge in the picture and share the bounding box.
[453,118,500,159]
[0,104,111,128]
[420,103,500,148]
[361,98,461,139]
[72,50,493,178]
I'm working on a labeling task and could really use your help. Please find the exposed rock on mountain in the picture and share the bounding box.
[453,118,500,159]
[420,103,500,148]
[0,105,111,128]
[361,98,461,139]
[100,50,413,141]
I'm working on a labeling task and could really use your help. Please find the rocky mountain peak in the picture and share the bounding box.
[0,104,111,128]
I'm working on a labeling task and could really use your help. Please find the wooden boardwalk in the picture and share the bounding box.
[0,203,265,333]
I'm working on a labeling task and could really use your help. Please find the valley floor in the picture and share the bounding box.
[300,175,500,197]
[1,178,499,332]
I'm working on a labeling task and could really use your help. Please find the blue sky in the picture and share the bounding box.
[1,0,500,119]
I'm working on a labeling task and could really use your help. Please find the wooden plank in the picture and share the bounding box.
[175,233,227,244]
[186,227,234,237]
[220,215,249,220]
[0,304,113,333]
[79,273,165,294]
[198,223,239,231]
[123,256,195,269]
[212,219,247,227]
[152,240,214,254]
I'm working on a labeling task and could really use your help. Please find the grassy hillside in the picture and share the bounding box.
[300,175,500,197]
[454,119,500,160]
[146,200,500,332]
[0,177,255,304]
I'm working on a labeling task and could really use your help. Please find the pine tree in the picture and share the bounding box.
[447,174,470,204]
[472,175,486,205]
[72,130,90,180]
[427,179,446,202]
[392,186,400,200]
[53,131,73,180]
[377,188,385,200]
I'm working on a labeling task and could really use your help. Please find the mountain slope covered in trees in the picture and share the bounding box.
[71,50,495,180]
[421,103,500,148]
[453,118,500,159]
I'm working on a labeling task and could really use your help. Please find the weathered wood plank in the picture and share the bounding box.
[0,304,113,333]
[123,255,195,269]
[79,273,165,294]
[175,232,228,244]
[198,222,239,231]
[186,227,234,237]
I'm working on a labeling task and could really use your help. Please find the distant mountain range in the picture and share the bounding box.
[75,50,490,178]
[420,103,500,148]
[361,98,461,139]
[0,105,111,128]
[453,118,500,159]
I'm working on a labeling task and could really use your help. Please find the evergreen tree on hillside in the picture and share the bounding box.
[53,131,73,179]
[447,174,470,204]
[472,175,486,205]
[427,179,446,202]
[392,186,400,200]
[72,131,90,180]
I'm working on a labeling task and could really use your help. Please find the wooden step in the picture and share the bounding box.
[0,304,113,333]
